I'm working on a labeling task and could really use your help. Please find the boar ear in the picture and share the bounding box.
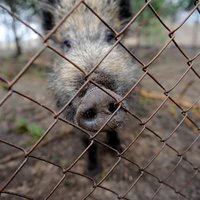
[42,10,55,32]
[118,0,132,23]
[41,0,59,32]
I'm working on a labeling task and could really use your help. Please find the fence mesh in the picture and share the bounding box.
[0,0,200,200]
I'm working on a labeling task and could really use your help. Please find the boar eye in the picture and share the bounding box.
[63,39,72,51]
[106,31,115,43]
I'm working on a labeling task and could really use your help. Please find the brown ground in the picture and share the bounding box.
[0,46,200,200]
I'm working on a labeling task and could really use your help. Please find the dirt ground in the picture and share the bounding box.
[0,46,200,200]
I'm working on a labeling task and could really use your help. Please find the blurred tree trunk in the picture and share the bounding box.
[8,2,22,57]
[11,17,22,57]
[192,13,199,47]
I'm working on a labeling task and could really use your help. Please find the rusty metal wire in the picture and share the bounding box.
[0,1,200,200]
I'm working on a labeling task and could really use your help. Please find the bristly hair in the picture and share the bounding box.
[40,0,60,31]
[41,0,132,32]
[119,0,132,23]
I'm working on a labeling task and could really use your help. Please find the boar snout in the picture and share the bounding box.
[75,87,125,132]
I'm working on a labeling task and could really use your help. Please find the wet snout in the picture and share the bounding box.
[75,87,125,132]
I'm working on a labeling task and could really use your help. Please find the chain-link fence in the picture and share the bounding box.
[0,0,200,200]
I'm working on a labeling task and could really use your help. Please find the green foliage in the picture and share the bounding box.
[130,0,167,45]
[130,0,196,46]
[131,0,195,17]
[137,13,168,46]
[1,83,9,91]
[131,0,166,24]
[173,0,196,11]
[0,0,37,14]
[15,117,44,140]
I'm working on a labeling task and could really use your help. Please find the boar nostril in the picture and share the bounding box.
[82,108,96,120]
[108,103,118,113]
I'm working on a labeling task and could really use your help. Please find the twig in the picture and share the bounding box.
[139,89,200,109]
[179,80,194,99]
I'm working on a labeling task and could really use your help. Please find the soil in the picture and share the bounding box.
[0,47,200,200]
